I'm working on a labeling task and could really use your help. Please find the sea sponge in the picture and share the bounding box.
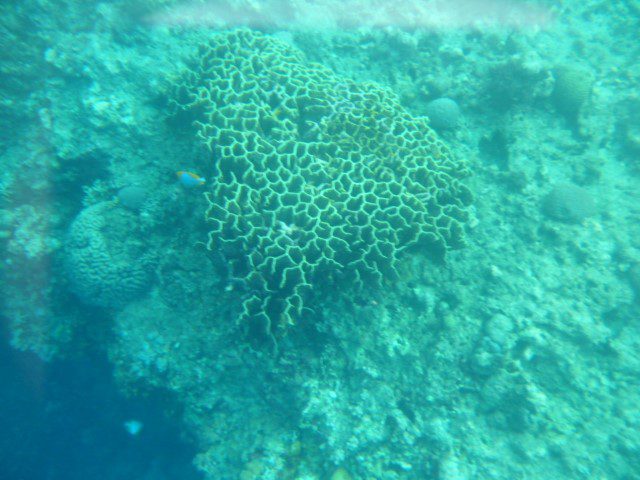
[64,201,154,308]
[542,183,597,223]
[171,30,472,334]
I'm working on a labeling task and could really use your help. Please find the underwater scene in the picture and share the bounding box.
[1,1,639,479]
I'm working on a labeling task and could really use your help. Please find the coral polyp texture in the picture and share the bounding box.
[64,202,154,308]
[171,30,472,332]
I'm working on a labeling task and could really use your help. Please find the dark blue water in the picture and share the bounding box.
[0,318,202,480]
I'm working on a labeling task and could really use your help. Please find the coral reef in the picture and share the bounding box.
[171,29,472,334]
[6,204,61,260]
[2,1,640,479]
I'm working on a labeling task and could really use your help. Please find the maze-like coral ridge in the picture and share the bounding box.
[64,202,152,308]
[172,29,472,333]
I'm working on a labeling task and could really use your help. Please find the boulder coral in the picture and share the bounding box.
[171,29,472,335]
[542,183,597,224]
[64,201,154,308]
[552,64,593,118]
[425,97,461,130]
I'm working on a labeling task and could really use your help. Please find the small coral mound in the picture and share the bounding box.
[542,183,597,223]
[64,201,154,308]
[171,29,472,333]
[552,65,593,118]
[117,185,148,211]
[426,97,461,130]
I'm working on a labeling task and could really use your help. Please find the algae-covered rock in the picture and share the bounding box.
[171,29,472,333]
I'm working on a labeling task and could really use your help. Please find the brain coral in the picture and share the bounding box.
[171,30,472,335]
[64,201,154,308]
[426,97,461,130]
[542,183,597,223]
[552,65,593,118]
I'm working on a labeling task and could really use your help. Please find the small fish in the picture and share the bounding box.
[177,171,205,187]
[124,419,143,436]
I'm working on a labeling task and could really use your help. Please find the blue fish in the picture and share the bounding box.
[177,171,205,187]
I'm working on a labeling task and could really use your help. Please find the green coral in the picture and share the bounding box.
[171,29,472,335]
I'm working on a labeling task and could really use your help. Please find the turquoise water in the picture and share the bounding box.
[1,1,639,479]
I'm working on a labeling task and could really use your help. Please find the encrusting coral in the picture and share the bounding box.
[171,29,472,337]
